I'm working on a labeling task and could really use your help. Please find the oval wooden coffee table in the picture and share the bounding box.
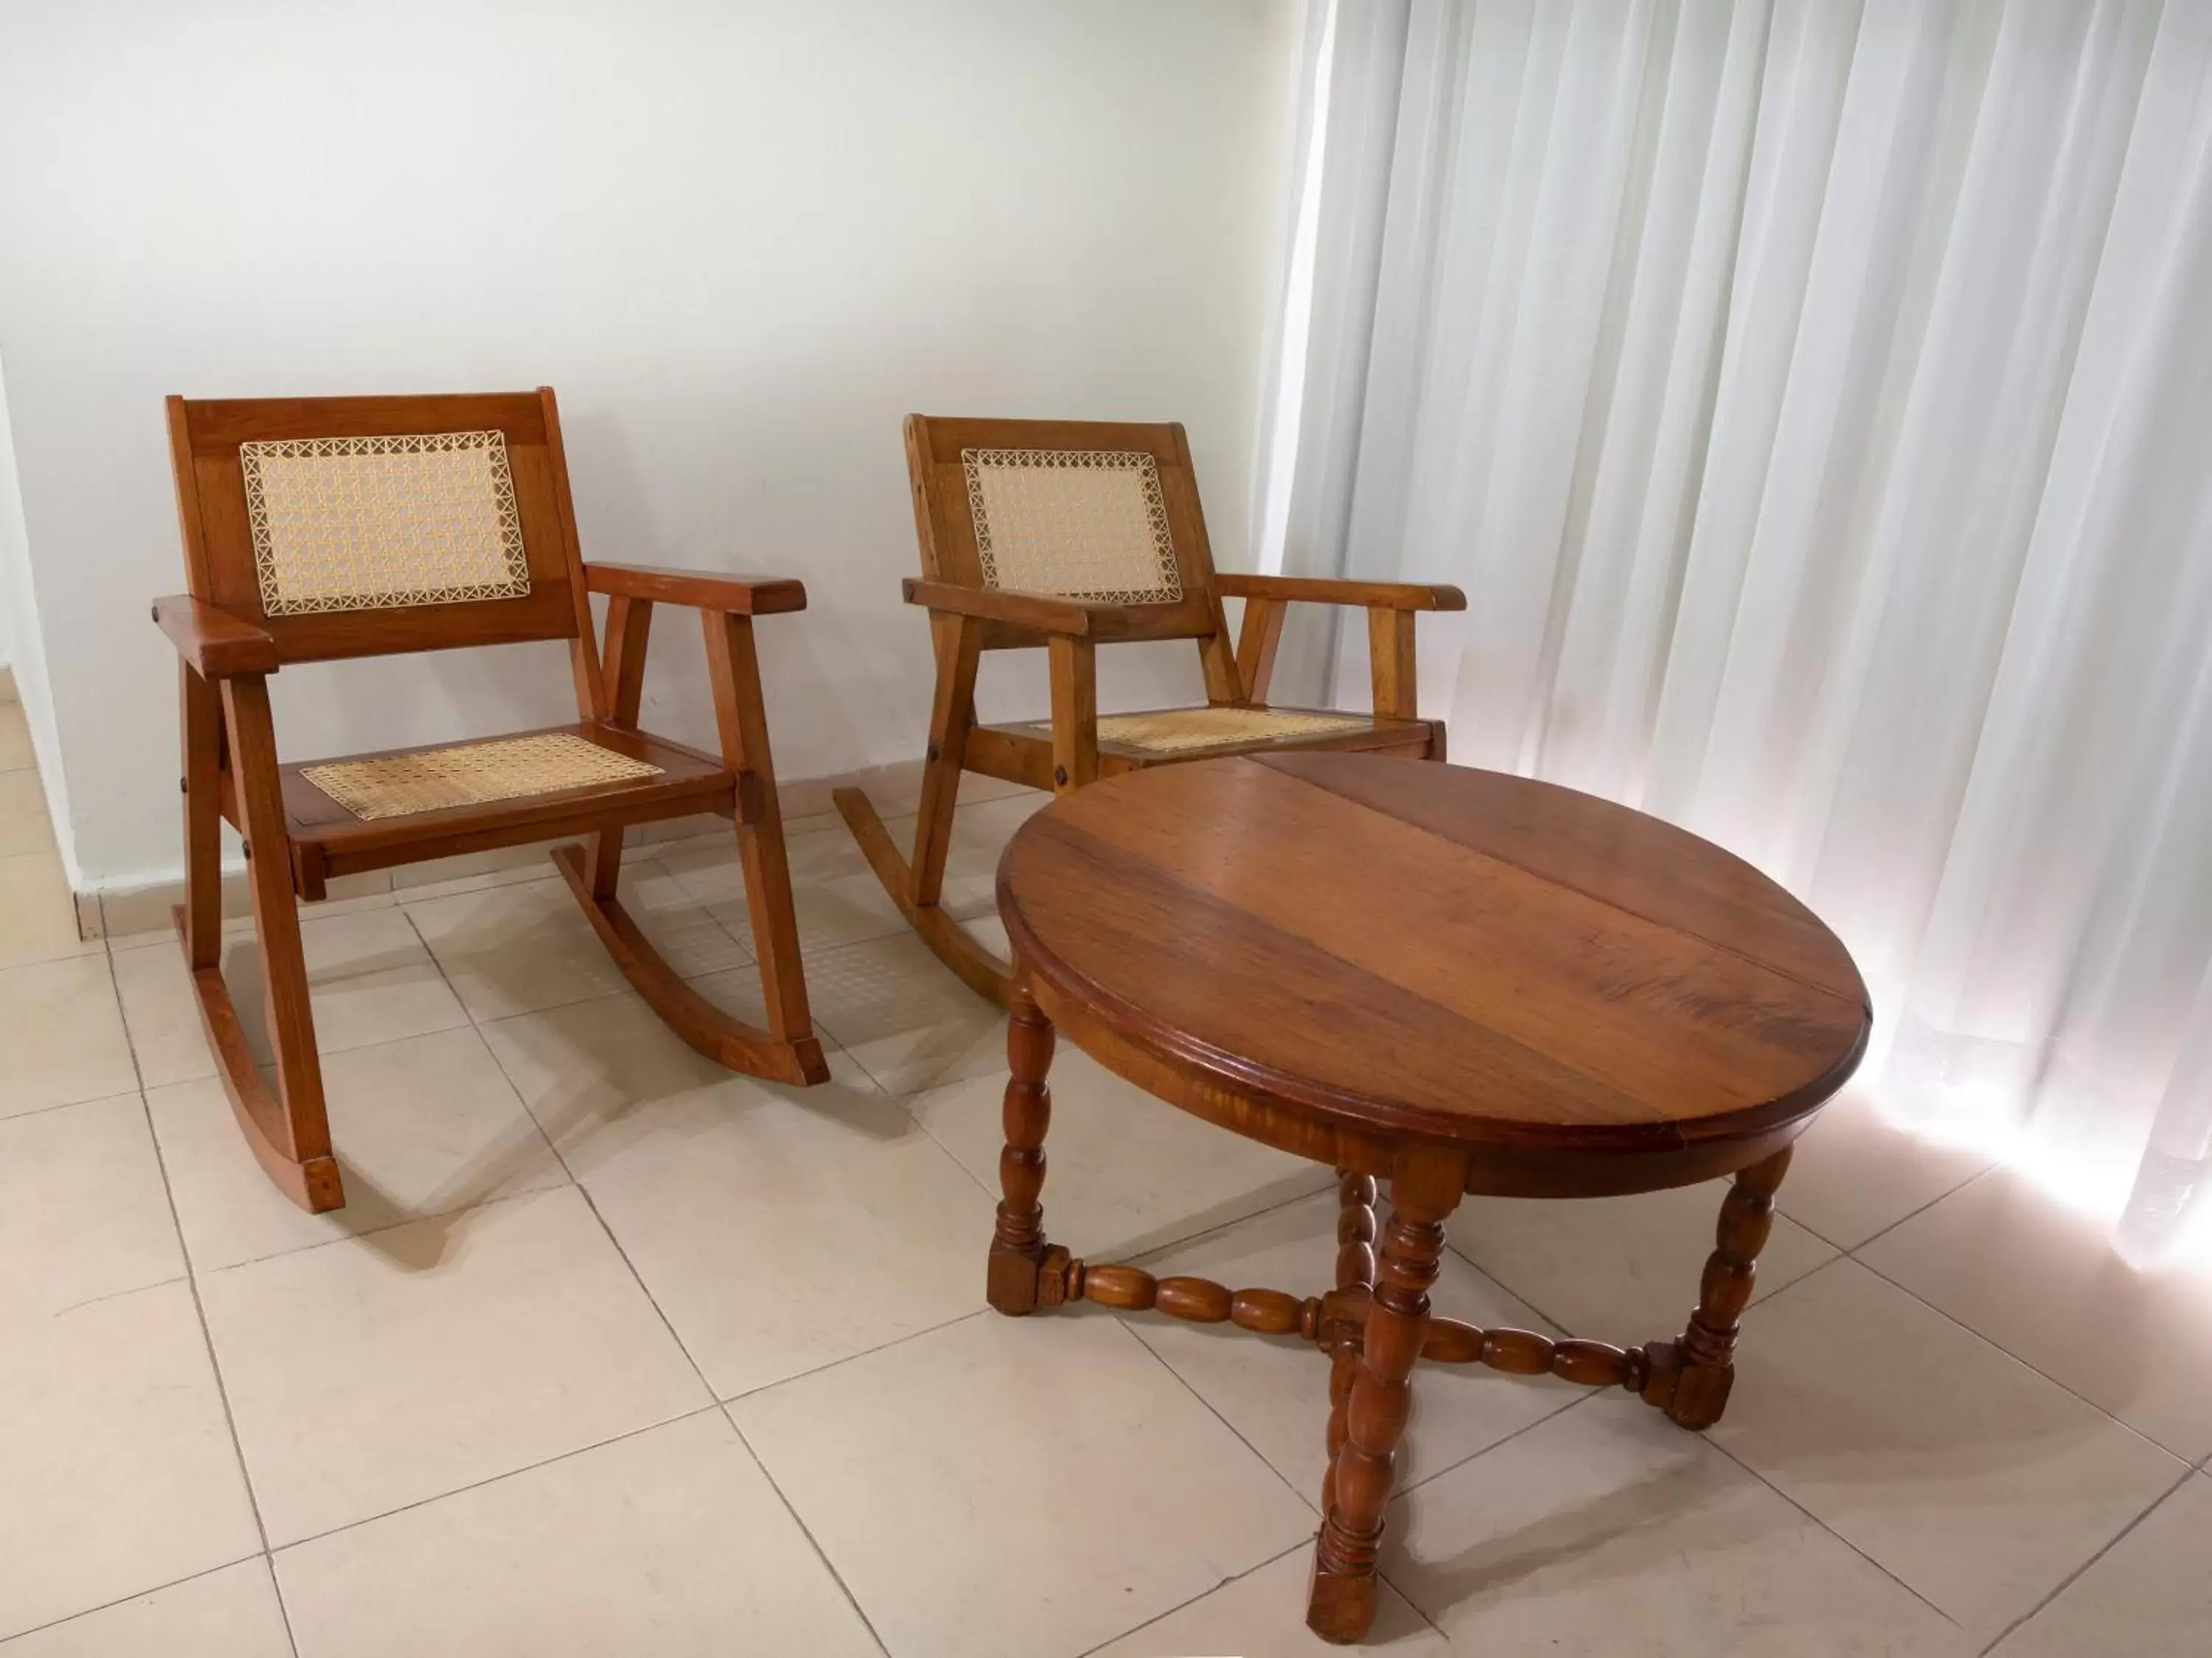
[987,751,1870,1643]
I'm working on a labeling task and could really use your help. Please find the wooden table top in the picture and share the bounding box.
[998,753,1870,1167]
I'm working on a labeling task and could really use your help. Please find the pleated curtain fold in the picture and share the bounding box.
[1264,0,2212,1257]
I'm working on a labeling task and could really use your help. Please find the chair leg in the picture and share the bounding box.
[701,611,820,1050]
[911,614,980,906]
[835,614,1014,1005]
[179,665,224,971]
[585,594,653,900]
[181,674,342,1213]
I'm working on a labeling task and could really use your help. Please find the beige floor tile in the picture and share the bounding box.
[0,1281,262,1640]
[483,985,990,1397]
[0,850,96,971]
[105,938,214,1088]
[1989,1471,2212,1657]
[112,908,470,1088]
[1711,1259,2185,1641]
[801,932,1009,1095]
[0,954,139,1122]
[478,985,874,1168]
[1776,1086,1993,1249]
[0,702,31,771]
[147,1027,569,1273]
[1127,1192,1580,1501]
[0,1095,182,1319]
[1,1560,293,1658]
[275,1409,876,1658]
[198,1184,709,1546]
[732,1313,1315,1658]
[1446,1176,1837,1341]
[911,1044,1332,1258]
[1858,1165,2212,1461]
[405,861,745,1021]
[0,769,55,857]
[1385,1396,1966,1655]
[591,1111,984,1397]
[1090,1544,1446,1657]
[659,818,909,952]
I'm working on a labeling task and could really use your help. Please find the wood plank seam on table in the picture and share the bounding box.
[1254,752,1869,1012]
[1001,821,1685,1146]
[1053,760,1865,1101]
[1004,788,1867,1147]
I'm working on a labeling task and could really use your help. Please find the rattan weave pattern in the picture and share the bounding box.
[239,430,531,617]
[299,732,663,822]
[963,448,1182,605]
[1023,706,1374,755]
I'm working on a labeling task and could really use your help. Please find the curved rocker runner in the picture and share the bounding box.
[153,387,828,1214]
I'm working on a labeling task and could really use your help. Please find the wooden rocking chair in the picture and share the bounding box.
[153,389,828,1214]
[835,415,1466,1007]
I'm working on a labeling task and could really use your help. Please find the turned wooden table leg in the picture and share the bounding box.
[1321,1170,1378,1519]
[1646,1145,1792,1430]
[1309,1156,1461,1643]
[987,982,1056,1316]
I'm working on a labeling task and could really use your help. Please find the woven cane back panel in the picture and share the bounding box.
[1024,706,1373,755]
[239,431,532,617]
[300,732,662,822]
[963,448,1182,605]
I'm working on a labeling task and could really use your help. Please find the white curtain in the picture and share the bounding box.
[1265,0,2212,1258]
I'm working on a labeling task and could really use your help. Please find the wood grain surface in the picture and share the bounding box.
[998,753,1869,1156]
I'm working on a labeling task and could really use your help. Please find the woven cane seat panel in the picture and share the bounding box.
[239,431,532,617]
[300,732,663,822]
[1024,706,1374,755]
[963,448,1183,604]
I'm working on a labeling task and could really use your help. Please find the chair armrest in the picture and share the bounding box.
[1215,573,1467,612]
[585,562,808,616]
[900,578,1127,639]
[151,595,278,678]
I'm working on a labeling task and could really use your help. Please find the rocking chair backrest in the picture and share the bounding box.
[166,389,592,665]
[903,414,1236,659]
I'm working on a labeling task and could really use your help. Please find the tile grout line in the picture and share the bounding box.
[1840,1162,2000,1260]
[1716,1249,2197,1642]
[0,1084,152,1125]
[0,1553,268,1649]
[1972,1455,2205,1656]
[502,955,900,1658]
[720,1409,896,1658]
[1698,1427,1961,1631]
[1066,1537,1314,1658]
[268,1401,727,1555]
[1840,1246,2192,1460]
[99,942,302,1658]
[719,1308,991,1406]
[1114,1314,1324,1517]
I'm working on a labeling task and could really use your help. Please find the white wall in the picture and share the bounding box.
[0,351,73,870]
[0,0,1300,890]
